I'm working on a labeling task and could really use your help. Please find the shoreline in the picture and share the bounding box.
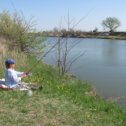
[47,35,126,40]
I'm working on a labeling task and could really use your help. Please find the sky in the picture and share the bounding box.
[0,0,126,31]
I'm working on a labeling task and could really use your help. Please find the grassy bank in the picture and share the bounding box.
[0,54,126,126]
[0,10,125,125]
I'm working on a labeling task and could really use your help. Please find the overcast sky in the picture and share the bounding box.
[0,0,126,31]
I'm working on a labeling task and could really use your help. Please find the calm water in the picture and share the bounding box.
[44,37,126,107]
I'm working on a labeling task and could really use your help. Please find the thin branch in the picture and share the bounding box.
[66,51,86,72]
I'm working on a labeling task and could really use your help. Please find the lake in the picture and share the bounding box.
[44,37,126,107]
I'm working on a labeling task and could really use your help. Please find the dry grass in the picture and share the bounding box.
[0,36,29,76]
[0,36,8,55]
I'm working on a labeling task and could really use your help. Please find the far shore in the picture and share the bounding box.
[47,35,126,40]
[40,31,126,40]
[78,35,126,40]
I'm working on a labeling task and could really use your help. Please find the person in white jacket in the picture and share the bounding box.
[5,59,29,89]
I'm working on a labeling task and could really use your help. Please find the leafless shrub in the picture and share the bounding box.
[54,10,88,75]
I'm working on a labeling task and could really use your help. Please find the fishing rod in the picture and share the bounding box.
[26,37,63,73]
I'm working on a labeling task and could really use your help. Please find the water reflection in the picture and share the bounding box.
[102,40,118,66]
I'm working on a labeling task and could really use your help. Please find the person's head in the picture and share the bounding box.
[5,59,15,69]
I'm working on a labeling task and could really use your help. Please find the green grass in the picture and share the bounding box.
[0,56,126,126]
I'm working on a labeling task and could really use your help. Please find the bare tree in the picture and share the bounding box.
[55,10,87,75]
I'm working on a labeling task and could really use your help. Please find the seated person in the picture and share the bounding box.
[5,59,29,89]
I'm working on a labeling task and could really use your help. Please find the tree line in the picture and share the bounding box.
[41,17,123,37]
